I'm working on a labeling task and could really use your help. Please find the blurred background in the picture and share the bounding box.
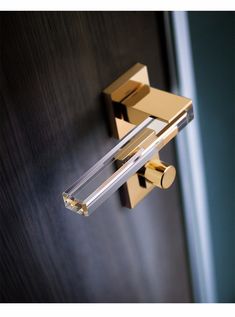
[184,11,234,302]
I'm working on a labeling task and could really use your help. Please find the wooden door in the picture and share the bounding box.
[0,12,192,302]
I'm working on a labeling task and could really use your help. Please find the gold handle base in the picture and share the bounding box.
[103,63,193,209]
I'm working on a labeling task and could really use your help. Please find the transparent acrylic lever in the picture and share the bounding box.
[62,107,193,216]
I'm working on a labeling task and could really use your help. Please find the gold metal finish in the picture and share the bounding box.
[104,63,192,139]
[121,153,160,208]
[143,160,176,189]
[104,63,150,139]
[115,128,158,208]
[102,63,193,208]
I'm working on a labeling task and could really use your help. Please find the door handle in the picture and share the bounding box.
[62,63,193,216]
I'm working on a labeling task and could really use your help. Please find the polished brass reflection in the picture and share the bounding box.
[104,63,192,138]
[62,64,193,216]
[143,160,176,189]
[103,63,193,208]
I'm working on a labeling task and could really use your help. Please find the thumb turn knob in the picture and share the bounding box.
[144,160,176,189]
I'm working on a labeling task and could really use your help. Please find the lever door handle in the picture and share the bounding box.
[62,63,193,216]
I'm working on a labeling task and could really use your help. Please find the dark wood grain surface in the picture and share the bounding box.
[0,12,192,302]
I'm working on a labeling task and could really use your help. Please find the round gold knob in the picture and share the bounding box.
[144,160,176,189]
